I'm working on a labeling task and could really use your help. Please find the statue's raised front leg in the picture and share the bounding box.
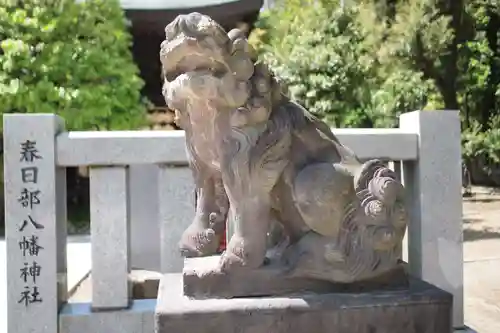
[179,158,229,257]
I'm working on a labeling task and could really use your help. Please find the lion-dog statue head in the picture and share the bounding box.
[161,12,282,130]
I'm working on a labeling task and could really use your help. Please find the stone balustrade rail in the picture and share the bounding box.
[3,110,464,333]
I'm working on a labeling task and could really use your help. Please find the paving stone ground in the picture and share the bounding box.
[462,187,500,333]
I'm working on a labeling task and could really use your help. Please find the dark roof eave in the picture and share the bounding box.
[125,0,263,32]
[120,0,247,10]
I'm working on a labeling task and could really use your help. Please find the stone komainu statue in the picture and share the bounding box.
[160,12,408,283]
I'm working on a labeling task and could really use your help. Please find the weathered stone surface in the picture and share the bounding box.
[156,273,453,333]
[158,166,196,273]
[129,164,196,274]
[60,299,155,333]
[130,165,161,272]
[131,270,162,299]
[89,166,131,310]
[4,114,66,333]
[183,256,409,299]
[401,110,464,327]
[67,270,162,303]
[161,12,408,286]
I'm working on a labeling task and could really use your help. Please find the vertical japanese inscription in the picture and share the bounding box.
[5,114,64,333]
[17,140,44,307]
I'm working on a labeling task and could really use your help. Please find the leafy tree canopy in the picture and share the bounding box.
[251,0,433,128]
[250,0,500,184]
[0,0,148,131]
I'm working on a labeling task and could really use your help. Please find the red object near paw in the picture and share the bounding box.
[217,221,227,253]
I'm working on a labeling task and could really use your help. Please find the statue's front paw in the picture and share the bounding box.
[179,224,220,257]
[218,235,266,272]
[218,250,246,272]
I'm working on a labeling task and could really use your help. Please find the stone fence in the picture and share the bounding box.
[3,110,465,333]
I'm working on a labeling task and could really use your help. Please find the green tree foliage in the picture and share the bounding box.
[0,0,148,131]
[357,0,500,182]
[251,0,432,128]
[251,0,500,184]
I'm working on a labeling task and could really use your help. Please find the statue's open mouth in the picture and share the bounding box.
[160,36,228,83]
[161,35,252,113]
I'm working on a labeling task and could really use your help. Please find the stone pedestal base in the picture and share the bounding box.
[155,273,453,333]
[183,256,409,299]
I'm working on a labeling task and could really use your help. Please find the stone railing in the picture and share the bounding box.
[3,110,465,333]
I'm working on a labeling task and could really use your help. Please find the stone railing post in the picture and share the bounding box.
[158,164,195,273]
[89,166,131,309]
[129,164,161,271]
[4,114,67,333]
[400,110,464,329]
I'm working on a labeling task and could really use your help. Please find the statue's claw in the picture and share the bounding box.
[178,224,220,257]
[218,235,267,272]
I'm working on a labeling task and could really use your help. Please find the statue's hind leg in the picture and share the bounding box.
[292,162,356,238]
[275,162,356,281]
[285,160,408,283]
